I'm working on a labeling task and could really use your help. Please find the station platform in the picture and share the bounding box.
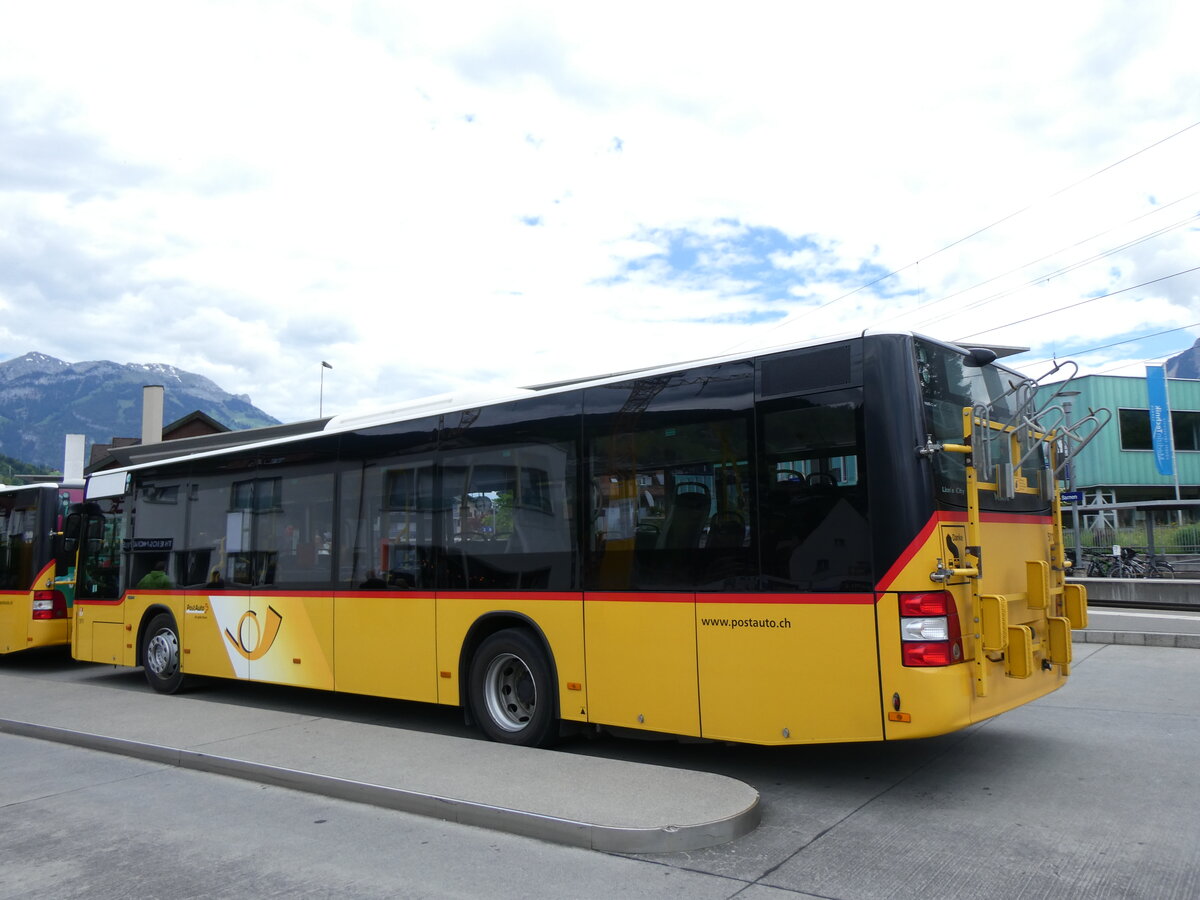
[0,670,759,853]
[1071,575,1200,612]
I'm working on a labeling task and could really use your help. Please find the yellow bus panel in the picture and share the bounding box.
[697,596,882,745]
[246,594,333,690]
[0,592,26,652]
[91,621,125,665]
[584,594,700,737]
[334,592,437,702]
[73,599,128,663]
[181,590,245,679]
[876,589,1068,741]
[0,591,70,653]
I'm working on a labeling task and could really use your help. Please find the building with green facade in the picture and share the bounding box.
[1039,373,1200,503]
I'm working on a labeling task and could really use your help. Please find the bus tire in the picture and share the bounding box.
[468,628,557,747]
[142,613,184,694]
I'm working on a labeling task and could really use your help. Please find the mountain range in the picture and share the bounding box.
[0,352,280,469]
[1164,339,1200,379]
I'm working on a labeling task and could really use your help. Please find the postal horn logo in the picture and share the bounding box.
[224,606,283,661]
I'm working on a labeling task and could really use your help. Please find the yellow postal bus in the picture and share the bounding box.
[1,482,82,654]
[70,332,1097,746]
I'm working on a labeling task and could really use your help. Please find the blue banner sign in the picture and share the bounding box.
[1060,490,1084,504]
[1146,365,1174,477]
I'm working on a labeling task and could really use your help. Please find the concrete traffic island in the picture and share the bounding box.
[0,672,759,853]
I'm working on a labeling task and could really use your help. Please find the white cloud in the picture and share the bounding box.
[2,0,1199,425]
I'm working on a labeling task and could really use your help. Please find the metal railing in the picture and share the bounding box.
[1062,499,1200,577]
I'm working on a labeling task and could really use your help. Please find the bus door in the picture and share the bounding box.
[175,469,249,681]
[72,498,128,663]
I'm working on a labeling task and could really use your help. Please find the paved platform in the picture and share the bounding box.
[1074,628,1200,648]
[0,670,759,853]
[1071,576,1200,611]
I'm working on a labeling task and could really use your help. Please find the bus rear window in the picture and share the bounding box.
[915,339,1046,511]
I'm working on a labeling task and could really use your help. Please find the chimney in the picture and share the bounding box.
[63,434,86,483]
[142,385,164,445]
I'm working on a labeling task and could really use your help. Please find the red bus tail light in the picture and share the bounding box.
[32,590,67,620]
[899,591,963,667]
[902,641,960,666]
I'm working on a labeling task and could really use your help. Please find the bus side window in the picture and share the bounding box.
[435,395,580,592]
[584,363,755,592]
[758,389,871,592]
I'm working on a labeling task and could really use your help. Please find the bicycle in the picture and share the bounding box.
[1080,548,1115,577]
[1111,547,1176,579]
[1142,551,1176,579]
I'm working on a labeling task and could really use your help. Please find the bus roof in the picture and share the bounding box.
[0,481,83,495]
[90,417,332,472]
[85,330,1025,482]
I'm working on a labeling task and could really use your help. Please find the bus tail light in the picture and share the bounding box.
[32,590,67,620]
[900,591,963,667]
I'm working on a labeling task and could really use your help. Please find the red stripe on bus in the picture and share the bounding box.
[586,592,701,604]
[437,591,583,603]
[696,593,876,605]
[980,512,1054,525]
[875,513,944,590]
[75,589,881,605]
[586,593,876,605]
[933,510,1053,525]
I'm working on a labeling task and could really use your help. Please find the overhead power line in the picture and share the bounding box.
[956,265,1200,340]
[897,198,1200,330]
[1054,321,1200,357]
[733,117,1200,349]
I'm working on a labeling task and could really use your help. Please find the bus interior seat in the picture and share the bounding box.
[705,511,745,549]
[659,483,710,550]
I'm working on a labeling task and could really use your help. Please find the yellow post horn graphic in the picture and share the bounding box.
[224,606,283,661]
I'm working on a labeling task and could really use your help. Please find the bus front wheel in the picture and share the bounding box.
[142,613,184,694]
[468,628,557,747]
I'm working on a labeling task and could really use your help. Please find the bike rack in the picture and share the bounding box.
[919,354,1113,690]
[963,360,1112,502]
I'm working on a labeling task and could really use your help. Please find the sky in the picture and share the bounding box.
[2,1,1199,424]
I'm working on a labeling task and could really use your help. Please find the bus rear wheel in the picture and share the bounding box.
[142,613,184,694]
[468,628,557,747]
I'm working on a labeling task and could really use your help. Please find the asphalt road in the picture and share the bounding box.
[2,637,1199,899]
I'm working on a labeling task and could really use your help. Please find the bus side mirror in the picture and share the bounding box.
[964,348,998,368]
[61,512,82,556]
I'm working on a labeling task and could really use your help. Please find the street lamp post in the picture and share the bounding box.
[320,361,333,417]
